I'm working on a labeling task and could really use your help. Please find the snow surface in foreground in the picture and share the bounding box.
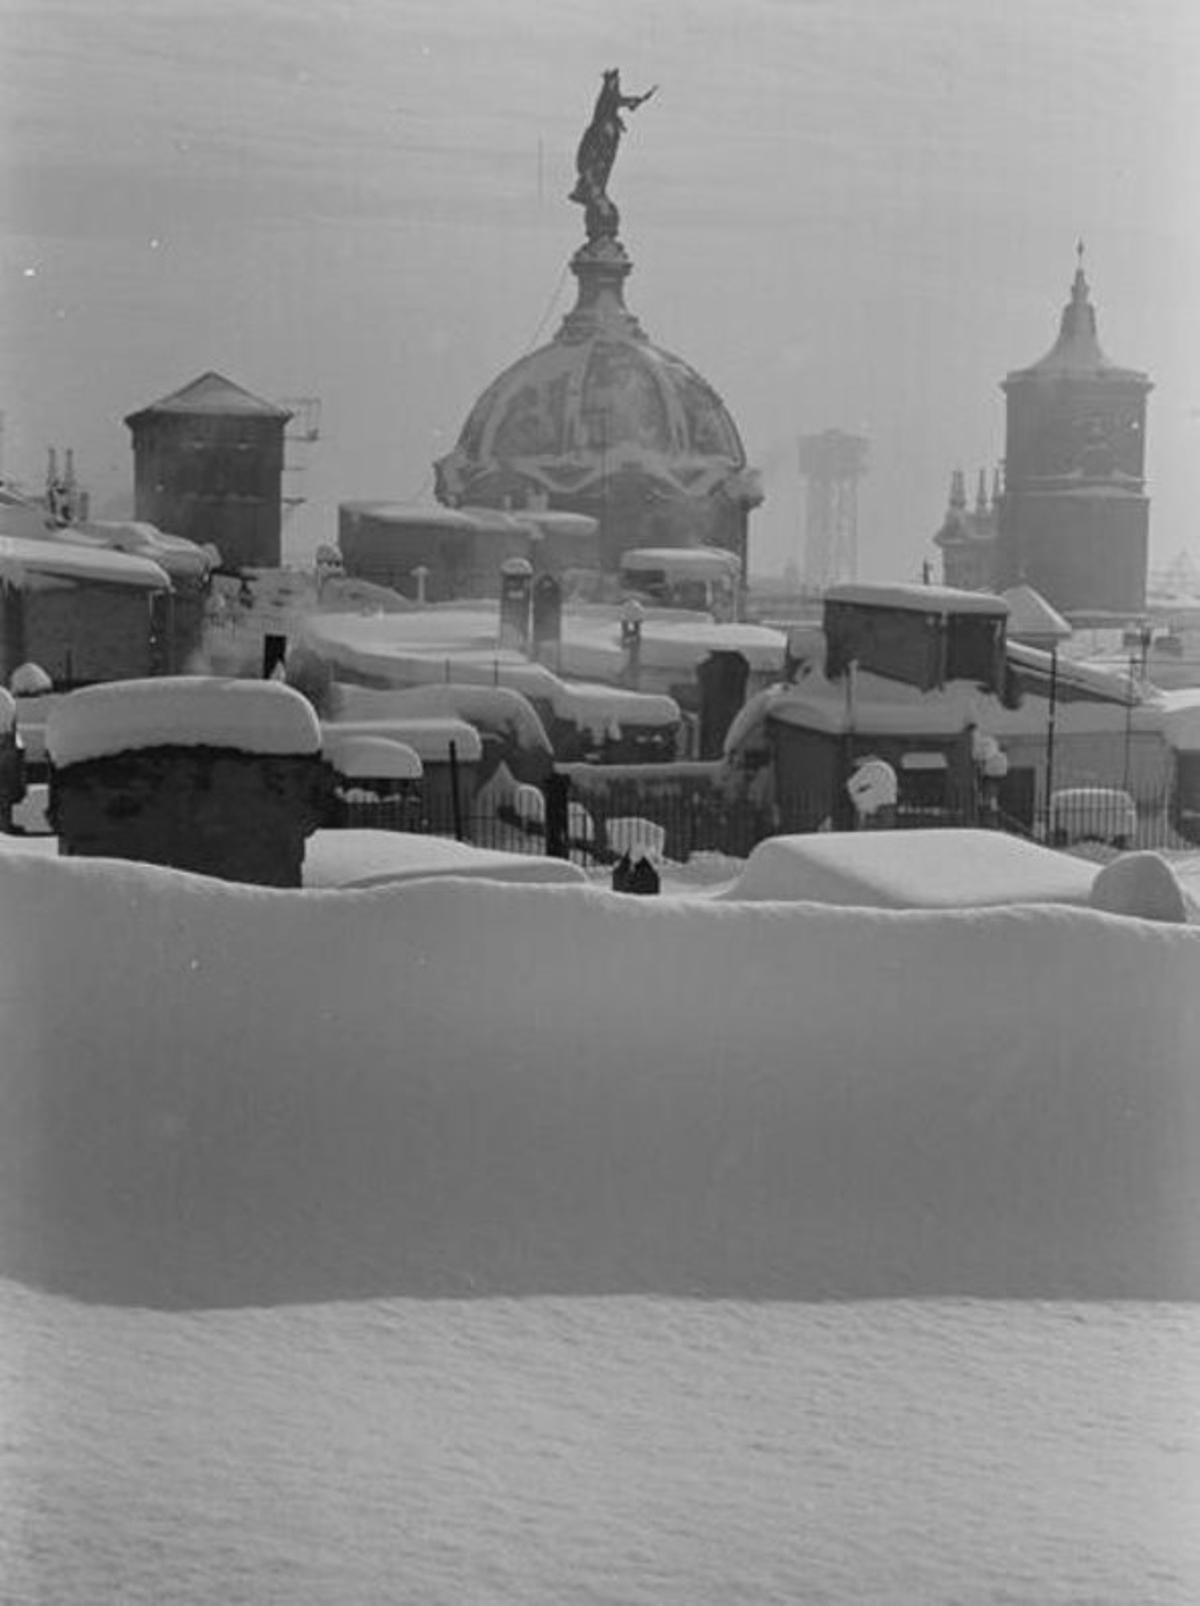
[3,1282,1198,1605]
[3,852,1200,1602]
[1,851,1198,1307]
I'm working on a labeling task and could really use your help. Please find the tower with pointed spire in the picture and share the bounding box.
[932,464,1000,589]
[433,74,763,577]
[995,246,1152,613]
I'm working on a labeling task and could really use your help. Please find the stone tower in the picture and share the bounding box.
[995,251,1152,614]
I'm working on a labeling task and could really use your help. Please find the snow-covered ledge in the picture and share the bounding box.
[46,677,333,886]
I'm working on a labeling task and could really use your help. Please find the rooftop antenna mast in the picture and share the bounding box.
[278,396,321,516]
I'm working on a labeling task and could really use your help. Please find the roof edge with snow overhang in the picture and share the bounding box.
[46,677,322,768]
[0,535,172,592]
[825,582,1009,616]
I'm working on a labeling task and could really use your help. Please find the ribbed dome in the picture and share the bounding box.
[434,239,761,563]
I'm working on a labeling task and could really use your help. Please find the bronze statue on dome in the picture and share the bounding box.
[570,70,656,241]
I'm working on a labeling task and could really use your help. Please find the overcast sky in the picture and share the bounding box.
[2,0,1198,580]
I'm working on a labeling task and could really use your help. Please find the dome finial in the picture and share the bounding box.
[1072,237,1089,305]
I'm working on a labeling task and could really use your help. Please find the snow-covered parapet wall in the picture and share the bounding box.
[322,717,482,766]
[723,829,1098,909]
[0,534,170,592]
[46,676,322,768]
[1,857,1197,1306]
[46,678,330,886]
[322,734,424,782]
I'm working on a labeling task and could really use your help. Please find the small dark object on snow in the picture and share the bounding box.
[627,855,660,896]
[611,852,633,891]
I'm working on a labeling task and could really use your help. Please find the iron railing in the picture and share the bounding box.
[331,781,1192,866]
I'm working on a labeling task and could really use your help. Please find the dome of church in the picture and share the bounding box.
[434,238,762,571]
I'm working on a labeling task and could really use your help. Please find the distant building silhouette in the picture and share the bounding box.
[933,467,999,592]
[125,373,292,571]
[935,250,1152,615]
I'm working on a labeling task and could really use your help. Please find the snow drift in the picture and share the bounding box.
[724,829,1099,908]
[0,851,1198,1308]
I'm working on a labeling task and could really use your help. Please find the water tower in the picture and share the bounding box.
[797,430,868,593]
[125,372,292,571]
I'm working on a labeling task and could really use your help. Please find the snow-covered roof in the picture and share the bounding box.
[0,534,171,592]
[322,734,424,780]
[323,717,483,764]
[825,582,1009,616]
[332,683,553,755]
[560,613,788,677]
[1000,584,1073,641]
[723,639,1167,756]
[554,681,679,728]
[302,612,683,728]
[770,693,970,738]
[1158,690,1200,751]
[338,502,483,533]
[620,547,741,577]
[517,509,598,540]
[76,520,215,579]
[125,370,291,421]
[1006,640,1142,704]
[724,829,1098,909]
[46,677,323,767]
[0,487,55,538]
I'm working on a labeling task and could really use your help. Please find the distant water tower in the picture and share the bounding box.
[797,430,869,593]
[124,372,292,571]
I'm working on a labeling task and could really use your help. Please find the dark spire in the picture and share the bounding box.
[949,468,967,510]
[1005,244,1147,385]
[1059,239,1098,344]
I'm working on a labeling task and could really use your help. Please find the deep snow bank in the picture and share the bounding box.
[302,829,588,888]
[1,853,1198,1307]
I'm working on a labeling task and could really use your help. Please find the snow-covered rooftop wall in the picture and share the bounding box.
[332,683,553,758]
[46,678,323,768]
[725,830,1097,909]
[302,612,682,730]
[323,717,483,765]
[0,534,171,592]
[322,735,424,781]
[0,854,1197,1307]
[825,582,1009,616]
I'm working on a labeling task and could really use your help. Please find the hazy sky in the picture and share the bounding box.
[2,0,1198,580]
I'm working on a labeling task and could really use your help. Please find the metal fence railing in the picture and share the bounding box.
[331,781,1195,866]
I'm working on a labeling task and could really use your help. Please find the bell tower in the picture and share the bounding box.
[995,248,1152,615]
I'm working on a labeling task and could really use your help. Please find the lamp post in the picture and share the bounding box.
[1122,650,1136,796]
[1044,645,1058,839]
